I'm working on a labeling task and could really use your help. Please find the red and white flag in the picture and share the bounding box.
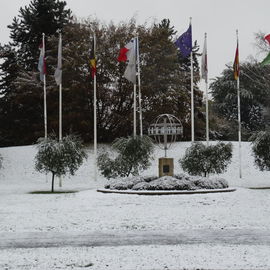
[118,38,136,84]
[264,34,270,45]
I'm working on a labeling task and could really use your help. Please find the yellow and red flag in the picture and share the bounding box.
[90,39,96,78]
[233,41,239,80]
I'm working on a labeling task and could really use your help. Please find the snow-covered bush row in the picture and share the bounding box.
[104,174,229,191]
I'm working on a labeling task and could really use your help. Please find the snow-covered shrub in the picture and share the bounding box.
[179,142,232,177]
[105,176,145,190]
[189,176,228,189]
[143,175,159,182]
[35,135,87,192]
[250,131,270,171]
[98,135,154,179]
[104,174,229,191]
[146,176,196,190]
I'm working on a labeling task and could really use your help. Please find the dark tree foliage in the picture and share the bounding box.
[0,45,20,95]
[35,134,87,192]
[0,0,71,146]
[180,142,233,177]
[37,18,203,144]
[98,135,154,179]
[140,19,203,140]
[250,131,270,172]
[210,62,270,140]
[0,15,204,146]
[8,0,72,70]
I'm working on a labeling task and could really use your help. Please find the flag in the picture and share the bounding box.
[201,34,208,83]
[261,34,270,65]
[118,38,136,84]
[38,43,46,81]
[175,24,192,58]
[233,41,239,80]
[90,38,96,78]
[264,34,270,45]
[261,52,270,66]
[54,35,62,85]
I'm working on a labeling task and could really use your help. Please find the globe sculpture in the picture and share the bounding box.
[148,114,183,177]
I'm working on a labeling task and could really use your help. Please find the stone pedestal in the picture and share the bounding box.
[159,158,174,177]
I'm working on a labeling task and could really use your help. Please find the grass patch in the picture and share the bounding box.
[29,191,78,194]
[249,187,270,190]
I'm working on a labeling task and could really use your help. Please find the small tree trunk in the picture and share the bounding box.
[126,165,133,177]
[51,172,55,193]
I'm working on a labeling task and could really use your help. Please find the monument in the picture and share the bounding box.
[148,114,183,177]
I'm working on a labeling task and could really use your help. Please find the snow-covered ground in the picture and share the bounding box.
[0,141,270,269]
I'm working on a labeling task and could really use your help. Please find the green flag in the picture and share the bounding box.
[261,52,270,66]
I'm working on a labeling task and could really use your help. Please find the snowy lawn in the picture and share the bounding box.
[1,244,270,270]
[1,187,270,233]
[0,141,270,233]
[1,141,270,269]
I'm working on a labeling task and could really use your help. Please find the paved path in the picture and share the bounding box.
[1,229,269,249]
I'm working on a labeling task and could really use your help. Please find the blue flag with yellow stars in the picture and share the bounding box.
[175,24,192,58]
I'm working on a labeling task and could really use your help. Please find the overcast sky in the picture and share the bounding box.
[1,0,270,82]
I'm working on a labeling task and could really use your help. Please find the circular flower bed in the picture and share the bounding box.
[104,174,229,191]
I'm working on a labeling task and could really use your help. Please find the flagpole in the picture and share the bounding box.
[190,17,194,142]
[42,33,47,139]
[133,83,137,137]
[133,37,137,137]
[58,32,63,142]
[205,82,209,146]
[58,32,63,187]
[204,33,209,146]
[236,30,242,179]
[136,36,143,137]
[93,34,97,182]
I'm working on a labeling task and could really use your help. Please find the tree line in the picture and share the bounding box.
[0,0,204,146]
[1,0,270,147]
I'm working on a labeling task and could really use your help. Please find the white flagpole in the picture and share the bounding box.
[59,32,63,142]
[42,33,47,139]
[236,30,242,179]
[190,17,194,142]
[93,34,97,182]
[205,82,209,146]
[42,33,48,184]
[58,32,63,188]
[204,33,209,146]
[133,83,137,137]
[133,37,137,137]
[237,76,242,178]
[136,36,143,137]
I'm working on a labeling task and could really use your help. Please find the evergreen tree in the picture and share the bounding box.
[0,0,71,146]
[8,0,71,70]
[210,62,270,139]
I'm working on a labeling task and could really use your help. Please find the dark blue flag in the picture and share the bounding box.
[175,24,192,58]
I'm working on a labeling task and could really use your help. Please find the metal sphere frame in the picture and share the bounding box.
[148,114,183,157]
